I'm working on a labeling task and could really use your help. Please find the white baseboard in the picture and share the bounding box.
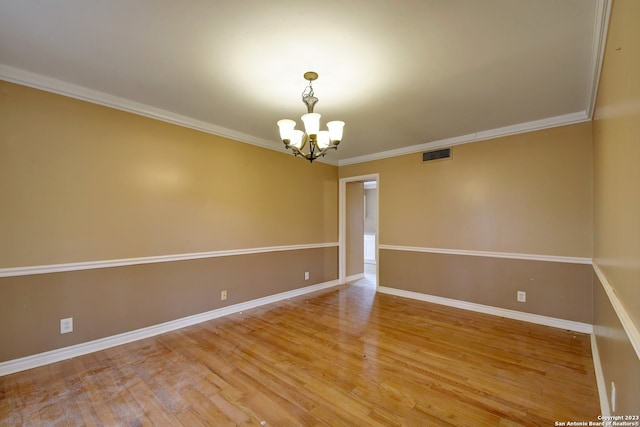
[591,333,611,416]
[378,286,593,334]
[0,279,339,376]
[345,273,365,283]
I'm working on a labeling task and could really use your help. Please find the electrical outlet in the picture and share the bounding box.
[304,272,309,280]
[60,317,73,334]
[220,290,227,301]
[517,291,526,302]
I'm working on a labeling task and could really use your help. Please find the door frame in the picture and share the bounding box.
[338,173,379,285]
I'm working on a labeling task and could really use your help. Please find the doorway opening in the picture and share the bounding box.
[339,173,379,288]
[363,180,377,286]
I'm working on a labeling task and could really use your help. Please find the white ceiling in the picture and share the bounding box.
[0,0,609,165]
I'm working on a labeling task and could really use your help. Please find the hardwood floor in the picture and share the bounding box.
[1,279,600,426]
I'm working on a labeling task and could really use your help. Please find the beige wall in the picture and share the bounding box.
[340,123,593,321]
[381,250,593,323]
[593,273,640,414]
[591,0,640,414]
[345,182,364,277]
[364,187,377,235]
[0,247,337,362]
[340,123,593,257]
[0,82,339,361]
[0,82,338,267]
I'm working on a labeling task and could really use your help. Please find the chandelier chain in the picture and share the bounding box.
[301,81,314,100]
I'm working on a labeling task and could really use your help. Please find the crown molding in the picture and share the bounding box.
[586,0,613,119]
[338,0,612,167]
[1,0,609,171]
[0,64,340,166]
[0,64,292,152]
[338,111,589,166]
[0,63,590,169]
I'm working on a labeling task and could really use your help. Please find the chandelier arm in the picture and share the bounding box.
[290,136,312,160]
[310,140,316,158]
[291,146,305,158]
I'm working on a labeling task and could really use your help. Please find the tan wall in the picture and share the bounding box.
[340,123,593,320]
[593,273,640,414]
[340,123,593,257]
[0,246,337,362]
[381,250,593,323]
[591,0,640,414]
[364,188,377,235]
[0,82,338,268]
[0,82,339,361]
[346,182,364,277]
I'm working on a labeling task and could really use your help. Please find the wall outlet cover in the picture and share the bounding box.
[60,317,73,334]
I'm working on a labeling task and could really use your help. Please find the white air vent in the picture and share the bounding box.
[422,148,451,162]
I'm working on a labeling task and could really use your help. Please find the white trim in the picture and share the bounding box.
[587,0,613,119]
[339,181,346,284]
[2,0,610,172]
[0,65,338,166]
[379,244,592,265]
[345,273,365,283]
[0,279,339,376]
[591,333,611,416]
[339,174,380,286]
[0,67,596,171]
[593,263,640,361]
[0,243,338,278]
[338,112,589,166]
[378,286,593,334]
[363,181,377,190]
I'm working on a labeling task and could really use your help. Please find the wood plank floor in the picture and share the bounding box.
[1,279,600,426]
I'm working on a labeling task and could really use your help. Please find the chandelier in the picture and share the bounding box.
[277,72,345,163]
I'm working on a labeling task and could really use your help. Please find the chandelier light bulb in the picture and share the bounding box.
[317,131,330,149]
[277,119,296,144]
[301,113,321,137]
[327,121,345,144]
[290,130,305,149]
